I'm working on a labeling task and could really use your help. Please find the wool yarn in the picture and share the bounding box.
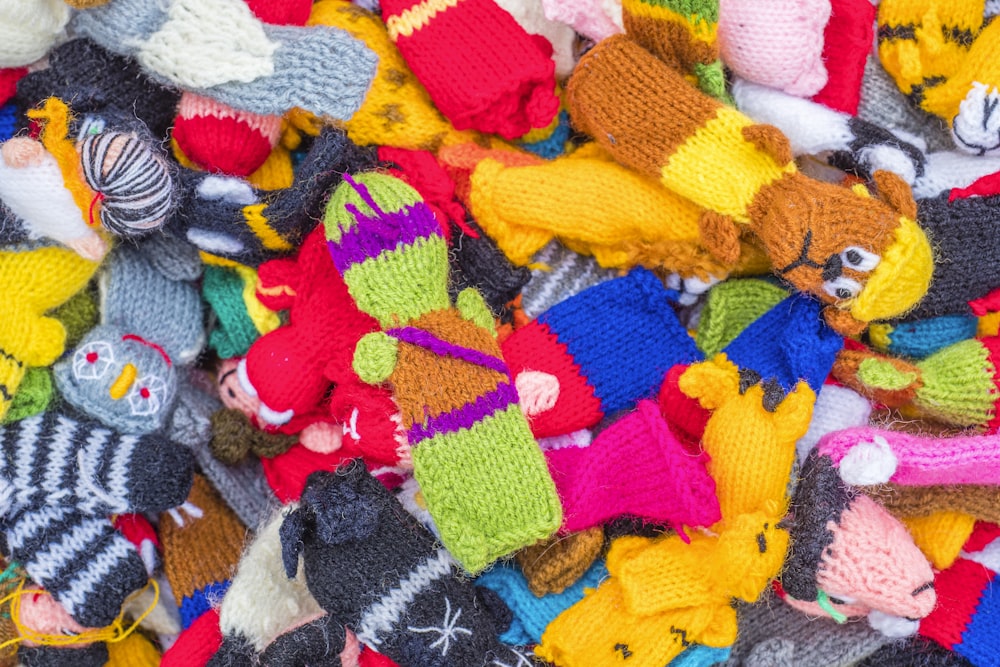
[866,485,1000,527]
[812,0,876,114]
[380,0,560,139]
[324,171,561,573]
[717,0,831,97]
[71,0,379,120]
[513,525,604,596]
[272,464,530,666]
[868,314,979,359]
[904,511,978,570]
[566,34,933,335]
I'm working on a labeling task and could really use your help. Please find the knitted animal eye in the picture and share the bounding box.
[840,247,880,273]
[823,277,861,301]
[72,341,115,380]
[126,374,167,416]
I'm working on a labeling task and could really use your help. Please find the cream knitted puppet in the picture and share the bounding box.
[68,0,378,120]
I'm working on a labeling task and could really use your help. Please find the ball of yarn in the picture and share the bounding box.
[79,131,173,236]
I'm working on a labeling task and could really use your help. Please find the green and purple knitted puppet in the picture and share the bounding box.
[323,172,562,574]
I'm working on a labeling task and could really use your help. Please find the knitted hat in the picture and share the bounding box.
[545,399,721,533]
[171,93,283,178]
[566,34,934,334]
[175,126,378,267]
[159,474,248,629]
[70,0,378,120]
[0,245,98,422]
[324,171,562,573]
[476,559,609,645]
[781,452,936,631]
[513,525,604,596]
[812,0,876,114]
[501,268,702,439]
[821,425,1000,487]
[717,0,831,97]
[275,464,530,666]
[379,0,559,139]
[0,409,194,626]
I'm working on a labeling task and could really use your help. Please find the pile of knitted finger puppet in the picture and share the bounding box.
[2,0,1000,665]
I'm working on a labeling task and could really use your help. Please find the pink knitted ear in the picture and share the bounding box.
[718,0,831,97]
[817,495,937,620]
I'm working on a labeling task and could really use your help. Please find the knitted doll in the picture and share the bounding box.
[0,409,194,627]
[323,172,562,574]
[780,452,937,637]
[53,244,203,435]
[566,34,934,335]
[268,464,531,667]
[878,0,1000,156]
[68,0,378,120]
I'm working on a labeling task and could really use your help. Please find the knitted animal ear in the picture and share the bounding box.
[870,170,917,220]
[279,507,307,579]
[740,124,794,166]
[677,355,741,410]
[698,210,742,266]
[299,467,380,547]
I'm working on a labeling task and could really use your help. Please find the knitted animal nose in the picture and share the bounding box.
[109,363,137,400]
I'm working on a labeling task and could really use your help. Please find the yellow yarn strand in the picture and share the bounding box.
[25,98,99,227]
[0,579,159,650]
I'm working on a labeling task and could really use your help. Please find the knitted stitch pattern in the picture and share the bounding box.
[566,34,934,335]
[324,172,561,573]
[0,410,194,626]
[514,525,604,596]
[380,0,560,139]
[0,246,98,422]
[274,464,531,666]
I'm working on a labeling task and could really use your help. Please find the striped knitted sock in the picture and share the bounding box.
[379,0,560,139]
[323,172,561,574]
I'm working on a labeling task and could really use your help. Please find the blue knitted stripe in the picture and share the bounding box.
[180,579,231,629]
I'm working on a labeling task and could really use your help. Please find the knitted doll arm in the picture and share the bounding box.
[352,332,399,385]
[259,615,348,667]
[677,356,741,411]
[773,381,817,443]
[455,287,496,336]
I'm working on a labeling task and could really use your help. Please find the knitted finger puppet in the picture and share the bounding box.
[492,0,577,79]
[878,0,1000,156]
[832,336,1000,431]
[0,410,194,627]
[811,0,877,115]
[53,244,203,434]
[272,464,531,666]
[865,484,1000,527]
[0,1,69,68]
[174,126,378,267]
[0,245,98,422]
[241,225,402,468]
[323,171,561,573]
[537,511,790,667]
[867,313,979,359]
[379,0,560,139]
[14,589,108,667]
[566,34,934,335]
[500,267,703,439]
[731,78,928,185]
[545,399,721,533]
[444,142,765,278]
[717,0,832,97]
[68,0,378,120]
[513,525,604,596]
[819,425,1000,487]
[13,38,181,141]
[307,0,479,152]
[780,452,936,637]
[159,474,248,630]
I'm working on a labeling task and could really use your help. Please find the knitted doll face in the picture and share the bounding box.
[54,326,177,434]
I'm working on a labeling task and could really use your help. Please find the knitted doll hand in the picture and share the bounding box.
[352,331,399,385]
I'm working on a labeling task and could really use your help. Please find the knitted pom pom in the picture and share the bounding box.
[79,131,173,236]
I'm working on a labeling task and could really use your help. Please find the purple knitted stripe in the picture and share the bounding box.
[408,381,519,446]
[386,327,509,374]
[326,177,442,274]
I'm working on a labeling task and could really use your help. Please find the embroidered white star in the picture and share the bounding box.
[407,597,473,656]
[491,647,535,667]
